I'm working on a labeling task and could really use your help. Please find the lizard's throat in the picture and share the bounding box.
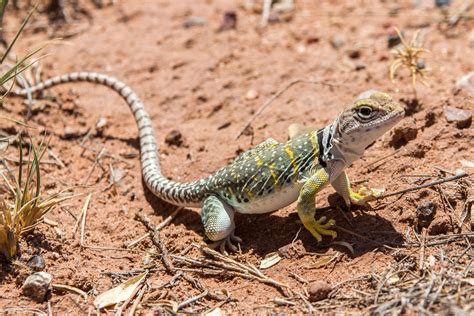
[317,122,365,167]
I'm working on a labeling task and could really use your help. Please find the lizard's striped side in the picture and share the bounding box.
[11,72,205,207]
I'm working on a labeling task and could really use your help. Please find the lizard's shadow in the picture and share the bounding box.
[144,186,403,258]
[237,200,403,258]
[236,193,404,257]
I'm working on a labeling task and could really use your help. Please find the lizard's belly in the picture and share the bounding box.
[231,182,303,214]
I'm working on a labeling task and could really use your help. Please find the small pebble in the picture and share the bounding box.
[22,272,53,302]
[443,106,472,129]
[416,60,426,70]
[51,252,61,260]
[330,34,345,49]
[347,49,361,59]
[217,11,237,32]
[416,201,437,229]
[63,126,77,139]
[27,255,46,271]
[296,43,306,53]
[387,33,401,48]
[268,13,282,24]
[270,0,295,23]
[245,89,258,100]
[182,16,206,28]
[454,72,474,94]
[308,281,332,302]
[273,0,295,13]
[165,130,183,147]
[95,117,108,136]
[95,117,107,130]
[435,0,451,7]
[305,36,320,45]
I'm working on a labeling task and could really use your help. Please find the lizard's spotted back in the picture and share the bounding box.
[205,132,320,213]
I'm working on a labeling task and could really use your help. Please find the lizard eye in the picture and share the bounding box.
[357,106,373,119]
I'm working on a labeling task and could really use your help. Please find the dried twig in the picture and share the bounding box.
[128,208,180,248]
[260,0,272,27]
[128,283,148,316]
[366,149,401,172]
[419,230,427,272]
[178,290,209,310]
[378,171,469,200]
[72,193,92,242]
[136,213,174,272]
[115,282,144,315]
[52,283,88,301]
[171,243,291,295]
[47,148,66,168]
[83,147,106,185]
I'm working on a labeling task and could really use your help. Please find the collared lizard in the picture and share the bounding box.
[9,72,405,252]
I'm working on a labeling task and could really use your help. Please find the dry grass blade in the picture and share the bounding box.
[0,4,37,65]
[389,27,430,97]
[0,137,74,261]
[0,114,35,128]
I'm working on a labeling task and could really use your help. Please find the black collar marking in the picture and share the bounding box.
[316,128,328,168]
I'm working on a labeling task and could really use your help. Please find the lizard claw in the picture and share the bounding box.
[209,232,242,255]
[301,215,337,242]
[350,186,384,206]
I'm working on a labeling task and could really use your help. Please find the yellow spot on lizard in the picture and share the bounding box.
[268,162,279,188]
[284,144,299,173]
[310,131,319,157]
[255,155,264,167]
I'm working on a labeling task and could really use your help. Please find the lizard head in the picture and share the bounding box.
[336,91,405,150]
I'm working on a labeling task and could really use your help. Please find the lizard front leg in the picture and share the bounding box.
[201,195,242,254]
[297,168,337,242]
[331,171,384,208]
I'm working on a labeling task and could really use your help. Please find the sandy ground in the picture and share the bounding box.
[0,0,473,314]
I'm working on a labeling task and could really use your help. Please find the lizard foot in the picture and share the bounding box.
[350,186,384,206]
[301,215,337,243]
[208,233,242,255]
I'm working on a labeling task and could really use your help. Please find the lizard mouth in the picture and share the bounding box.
[381,108,405,125]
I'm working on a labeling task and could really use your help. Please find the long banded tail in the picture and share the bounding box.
[11,72,205,207]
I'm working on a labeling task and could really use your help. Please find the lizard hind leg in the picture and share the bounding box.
[201,195,242,254]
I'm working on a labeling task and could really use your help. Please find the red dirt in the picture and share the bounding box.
[1,0,473,314]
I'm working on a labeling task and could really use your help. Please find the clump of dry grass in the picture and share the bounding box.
[389,27,430,98]
[0,3,67,262]
[0,138,71,261]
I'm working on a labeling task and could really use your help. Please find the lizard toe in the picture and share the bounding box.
[209,234,242,255]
